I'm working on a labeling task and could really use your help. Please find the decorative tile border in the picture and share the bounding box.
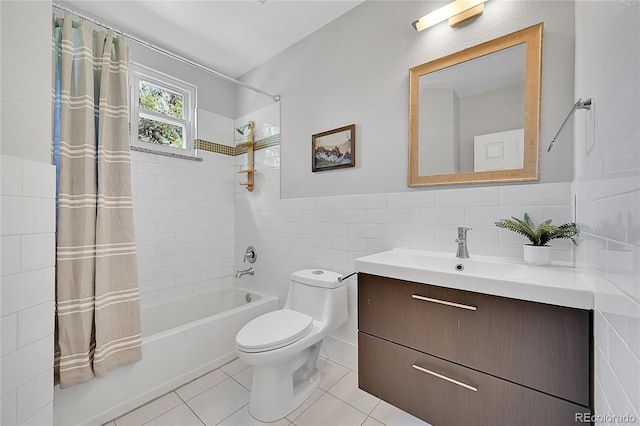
[196,140,235,156]
[131,135,280,159]
[196,134,280,156]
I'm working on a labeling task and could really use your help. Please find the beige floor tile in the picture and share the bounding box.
[362,416,385,426]
[232,365,254,390]
[220,357,251,376]
[327,371,380,415]
[218,404,291,426]
[114,392,183,426]
[145,404,204,426]
[370,400,432,426]
[107,360,438,426]
[186,378,250,425]
[285,388,325,422]
[316,357,349,391]
[176,369,228,401]
[292,393,367,426]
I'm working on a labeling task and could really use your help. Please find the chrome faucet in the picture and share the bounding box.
[455,227,472,259]
[236,267,254,278]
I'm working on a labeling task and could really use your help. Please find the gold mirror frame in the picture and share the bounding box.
[408,23,543,187]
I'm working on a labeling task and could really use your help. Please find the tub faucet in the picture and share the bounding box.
[455,227,472,259]
[236,267,254,278]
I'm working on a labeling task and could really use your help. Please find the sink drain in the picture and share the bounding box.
[455,264,464,272]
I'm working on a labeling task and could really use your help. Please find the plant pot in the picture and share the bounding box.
[523,244,553,266]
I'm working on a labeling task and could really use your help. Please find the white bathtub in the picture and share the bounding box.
[53,288,278,426]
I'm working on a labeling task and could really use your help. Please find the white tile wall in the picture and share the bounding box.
[131,130,237,307]
[0,155,56,425]
[574,1,640,422]
[574,178,640,421]
[235,103,281,144]
[198,109,235,147]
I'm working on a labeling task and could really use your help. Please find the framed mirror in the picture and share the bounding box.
[408,23,543,187]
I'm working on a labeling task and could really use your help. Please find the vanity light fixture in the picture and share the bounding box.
[412,0,488,32]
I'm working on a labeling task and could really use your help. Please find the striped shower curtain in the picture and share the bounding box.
[52,18,142,388]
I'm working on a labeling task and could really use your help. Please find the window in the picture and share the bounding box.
[129,62,197,156]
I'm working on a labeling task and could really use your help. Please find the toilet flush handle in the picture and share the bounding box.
[338,271,357,283]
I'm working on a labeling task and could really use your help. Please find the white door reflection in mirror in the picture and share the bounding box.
[473,128,524,172]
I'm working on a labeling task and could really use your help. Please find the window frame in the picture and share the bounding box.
[129,62,197,156]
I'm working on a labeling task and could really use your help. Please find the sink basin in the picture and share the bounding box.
[354,248,594,309]
[377,249,527,279]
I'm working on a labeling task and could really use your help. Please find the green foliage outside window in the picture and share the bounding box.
[138,117,184,148]
[138,81,185,148]
[139,82,183,118]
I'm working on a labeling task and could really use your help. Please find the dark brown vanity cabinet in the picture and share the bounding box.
[358,273,593,426]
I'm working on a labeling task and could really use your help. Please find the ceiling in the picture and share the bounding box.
[58,0,364,79]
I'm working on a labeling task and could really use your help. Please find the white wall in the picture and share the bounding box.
[1,1,52,164]
[0,1,55,424]
[240,0,575,199]
[573,1,640,422]
[419,88,458,175]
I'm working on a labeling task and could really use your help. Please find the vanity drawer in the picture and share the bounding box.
[358,273,592,407]
[359,332,589,426]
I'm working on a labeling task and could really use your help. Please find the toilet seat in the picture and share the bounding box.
[236,309,313,353]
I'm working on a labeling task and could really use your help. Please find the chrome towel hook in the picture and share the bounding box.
[547,97,593,152]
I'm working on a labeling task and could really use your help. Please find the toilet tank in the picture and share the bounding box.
[285,270,347,326]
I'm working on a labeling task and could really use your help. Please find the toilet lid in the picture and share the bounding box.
[236,309,313,353]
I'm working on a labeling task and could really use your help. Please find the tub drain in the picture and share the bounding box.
[245,293,252,303]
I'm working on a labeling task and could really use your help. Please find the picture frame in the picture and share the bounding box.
[312,124,356,172]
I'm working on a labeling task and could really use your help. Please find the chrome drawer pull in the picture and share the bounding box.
[411,294,477,311]
[412,364,478,392]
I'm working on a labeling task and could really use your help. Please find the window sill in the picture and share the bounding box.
[130,145,203,162]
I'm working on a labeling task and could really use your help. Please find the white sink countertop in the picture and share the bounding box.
[354,248,594,310]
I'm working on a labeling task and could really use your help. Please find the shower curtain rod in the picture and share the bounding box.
[52,2,280,102]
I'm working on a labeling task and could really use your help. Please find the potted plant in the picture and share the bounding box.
[495,213,577,266]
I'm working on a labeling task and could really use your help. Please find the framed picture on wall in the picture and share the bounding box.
[312,124,356,172]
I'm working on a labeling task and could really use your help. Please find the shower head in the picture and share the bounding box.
[236,121,255,137]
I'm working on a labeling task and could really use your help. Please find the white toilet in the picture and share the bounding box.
[235,269,348,422]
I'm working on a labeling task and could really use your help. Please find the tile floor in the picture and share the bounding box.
[105,357,431,426]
